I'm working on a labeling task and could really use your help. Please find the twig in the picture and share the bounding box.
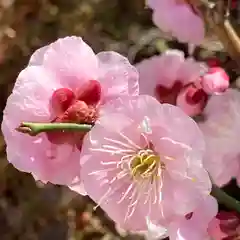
[16,122,92,136]
[211,184,240,213]
[190,0,240,68]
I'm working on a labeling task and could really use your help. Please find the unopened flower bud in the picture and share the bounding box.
[201,67,229,95]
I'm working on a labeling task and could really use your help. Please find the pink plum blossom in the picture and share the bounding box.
[208,211,240,240]
[80,95,211,231]
[1,36,139,193]
[147,0,205,44]
[199,89,240,187]
[136,50,208,116]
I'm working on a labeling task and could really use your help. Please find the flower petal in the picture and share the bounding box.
[97,51,139,100]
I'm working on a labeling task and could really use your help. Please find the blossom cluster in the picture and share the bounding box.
[2,1,240,239]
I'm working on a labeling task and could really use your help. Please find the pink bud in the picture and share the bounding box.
[76,80,102,105]
[201,67,229,95]
[51,88,76,115]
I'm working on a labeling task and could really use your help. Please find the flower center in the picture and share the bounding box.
[185,84,208,105]
[155,81,183,105]
[130,149,165,183]
[47,80,101,146]
[88,133,167,221]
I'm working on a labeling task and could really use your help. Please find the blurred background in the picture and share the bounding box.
[0,0,239,239]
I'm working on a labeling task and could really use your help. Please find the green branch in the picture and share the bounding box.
[211,184,240,214]
[16,122,92,136]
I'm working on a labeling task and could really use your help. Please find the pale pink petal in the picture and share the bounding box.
[177,58,207,85]
[189,195,218,231]
[3,66,59,124]
[168,5,204,44]
[136,56,164,97]
[168,196,218,240]
[154,103,205,152]
[136,50,185,90]
[155,50,185,87]
[199,89,240,186]
[97,51,139,100]
[204,149,239,187]
[152,10,173,34]
[147,0,205,44]
[43,36,98,89]
[29,45,49,66]
[145,218,168,240]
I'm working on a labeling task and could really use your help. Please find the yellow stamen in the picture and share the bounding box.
[130,150,165,182]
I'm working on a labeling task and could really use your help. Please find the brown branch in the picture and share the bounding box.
[212,19,240,64]
[190,0,240,68]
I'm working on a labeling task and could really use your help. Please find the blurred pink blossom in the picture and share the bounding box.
[136,50,208,116]
[199,89,240,187]
[1,36,139,193]
[147,0,205,44]
[200,67,229,95]
[208,211,240,240]
[80,95,211,231]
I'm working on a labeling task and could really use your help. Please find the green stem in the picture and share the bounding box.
[211,184,240,214]
[16,122,92,136]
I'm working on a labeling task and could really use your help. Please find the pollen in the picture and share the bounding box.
[130,149,165,182]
